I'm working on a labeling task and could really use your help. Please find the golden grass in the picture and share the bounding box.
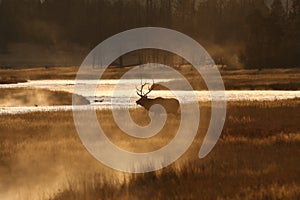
[0,99,299,200]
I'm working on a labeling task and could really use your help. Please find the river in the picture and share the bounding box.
[0,79,299,114]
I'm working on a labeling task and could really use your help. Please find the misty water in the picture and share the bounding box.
[0,79,300,115]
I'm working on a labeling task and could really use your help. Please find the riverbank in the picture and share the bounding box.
[0,66,300,90]
[0,99,299,200]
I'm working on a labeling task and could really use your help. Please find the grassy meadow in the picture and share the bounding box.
[0,99,299,200]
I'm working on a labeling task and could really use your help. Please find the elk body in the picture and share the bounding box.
[136,82,180,115]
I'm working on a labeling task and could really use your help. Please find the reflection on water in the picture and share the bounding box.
[0,79,300,114]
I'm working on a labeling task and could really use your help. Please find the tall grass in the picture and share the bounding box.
[0,99,299,200]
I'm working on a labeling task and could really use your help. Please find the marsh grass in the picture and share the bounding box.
[0,99,299,199]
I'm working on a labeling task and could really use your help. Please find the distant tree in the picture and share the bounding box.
[241,9,268,68]
[240,0,294,68]
[265,0,285,67]
[159,0,172,27]
[0,0,299,68]
[173,0,196,35]
[284,0,300,66]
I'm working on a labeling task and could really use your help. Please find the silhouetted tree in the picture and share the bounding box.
[0,0,299,68]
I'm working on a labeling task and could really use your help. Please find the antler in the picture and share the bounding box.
[136,80,154,97]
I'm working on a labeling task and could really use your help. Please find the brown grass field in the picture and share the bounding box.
[0,99,299,200]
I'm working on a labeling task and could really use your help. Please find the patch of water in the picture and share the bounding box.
[0,80,299,114]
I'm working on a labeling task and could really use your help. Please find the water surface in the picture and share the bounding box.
[0,79,299,114]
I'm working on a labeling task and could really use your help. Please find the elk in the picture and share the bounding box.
[136,81,180,115]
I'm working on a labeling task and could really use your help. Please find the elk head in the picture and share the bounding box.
[136,81,154,108]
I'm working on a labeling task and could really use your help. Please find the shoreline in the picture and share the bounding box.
[0,66,300,90]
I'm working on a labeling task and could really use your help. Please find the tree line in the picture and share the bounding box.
[0,0,299,68]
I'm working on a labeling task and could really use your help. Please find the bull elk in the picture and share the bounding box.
[136,81,180,115]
